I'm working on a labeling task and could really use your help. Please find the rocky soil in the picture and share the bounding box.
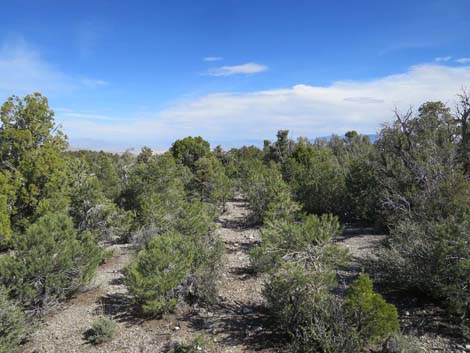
[21,198,467,353]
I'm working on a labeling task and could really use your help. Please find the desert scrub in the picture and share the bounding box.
[264,263,361,353]
[124,232,195,316]
[86,317,117,345]
[345,274,399,345]
[0,287,26,353]
[0,212,102,313]
[250,213,345,273]
[375,217,470,323]
[168,335,216,353]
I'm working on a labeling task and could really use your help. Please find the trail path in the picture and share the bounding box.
[23,197,277,353]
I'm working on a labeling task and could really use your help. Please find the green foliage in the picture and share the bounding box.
[124,232,194,315]
[0,212,102,312]
[345,274,399,344]
[376,102,468,223]
[0,287,26,353]
[0,171,16,246]
[381,334,423,353]
[250,214,344,273]
[285,142,346,217]
[241,160,297,223]
[264,264,360,353]
[345,157,381,224]
[169,335,216,353]
[86,317,117,345]
[0,94,71,233]
[376,217,470,321]
[170,136,211,170]
[121,153,189,227]
[193,155,233,209]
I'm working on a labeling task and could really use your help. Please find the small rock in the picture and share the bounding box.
[173,326,180,331]
[241,306,254,314]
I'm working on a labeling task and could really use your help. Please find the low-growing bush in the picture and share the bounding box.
[381,334,423,353]
[0,287,26,353]
[250,214,344,273]
[168,335,216,353]
[375,216,470,322]
[0,212,102,313]
[241,160,296,223]
[124,232,194,316]
[86,317,117,345]
[264,264,360,353]
[345,274,399,345]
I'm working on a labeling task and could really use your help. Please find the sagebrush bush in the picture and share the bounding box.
[124,232,194,315]
[264,264,360,353]
[240,160,295,223]
[381,334,423,353]
[86,317,117,345]
[0,287,26,353]
[375,217,470,322]
[345,274,399,345]
[250,214,344,273]
[168,335,216,353]
[0,212,102,313]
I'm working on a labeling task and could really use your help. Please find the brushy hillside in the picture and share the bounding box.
[0,92,469,352]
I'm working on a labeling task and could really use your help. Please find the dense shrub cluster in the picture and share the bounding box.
[250,209,399,352]
[0,287,25,353]
[1,89,469,349]
[0,212,102,313]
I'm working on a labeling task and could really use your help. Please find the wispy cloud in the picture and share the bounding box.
[60,63,470,150]
[207,62,268,76]
[203,56,223,62]
[455,57,470,64]
[434,56,452,62]
[80,78,108,87]
[0,36,74,96]
[0,37,108,98]
[58,111,115,121]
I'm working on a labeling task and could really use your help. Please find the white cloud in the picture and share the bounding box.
[60,63,470,150]
[207,62,268,76]
[0,37,74,95]
[80,78,108,87]
[0,37,108,97]
[59,111,114,121]
[455,57,470,64]
[434,56,452,62]
[203,56,223,62]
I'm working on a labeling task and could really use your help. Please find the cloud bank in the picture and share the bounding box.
[60,63,470,150]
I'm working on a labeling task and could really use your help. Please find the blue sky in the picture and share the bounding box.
[1,0,470,151]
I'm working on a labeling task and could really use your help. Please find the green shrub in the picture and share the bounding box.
[284,145,346,217]
[345,274,399,345]
[381,334,423,353]
[169,335,215,353]
[0,212,102,313]
[375,217,470,322]
[0,287,26,353]
[86,317,117,345]
[124,232,195,315]
[241,160,296,223]
[264,264,360,353]
[250,214,344,273]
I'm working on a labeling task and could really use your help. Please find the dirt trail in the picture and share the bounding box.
[23,197,275,353]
